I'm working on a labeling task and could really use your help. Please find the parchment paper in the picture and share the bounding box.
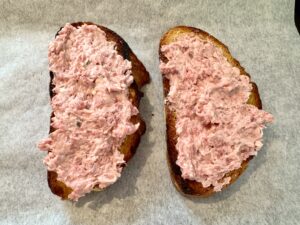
[0,0,299,224]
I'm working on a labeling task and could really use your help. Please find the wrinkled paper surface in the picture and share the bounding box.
[0,0,299,224]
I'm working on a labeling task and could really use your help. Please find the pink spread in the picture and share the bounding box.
[160,34,273,191]
[38,23,139,200]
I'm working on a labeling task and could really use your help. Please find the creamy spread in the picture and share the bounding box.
[160,34,273,191]
[38,23,139,200]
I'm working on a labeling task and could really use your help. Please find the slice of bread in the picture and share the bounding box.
[159,26,262,197]
[47,22,150,200]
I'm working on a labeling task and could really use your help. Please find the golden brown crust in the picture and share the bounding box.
[47,22,150,200]
[159,26,262,197]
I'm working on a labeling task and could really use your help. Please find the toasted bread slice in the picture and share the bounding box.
[47,22,150,200]
[159,26,262,197]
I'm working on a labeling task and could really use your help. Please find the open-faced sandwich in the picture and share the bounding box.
[159,26,273,196]
[38,22,150,201]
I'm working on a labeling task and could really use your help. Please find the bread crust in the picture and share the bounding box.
[159,26,262,197]
[47,22,150,200]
